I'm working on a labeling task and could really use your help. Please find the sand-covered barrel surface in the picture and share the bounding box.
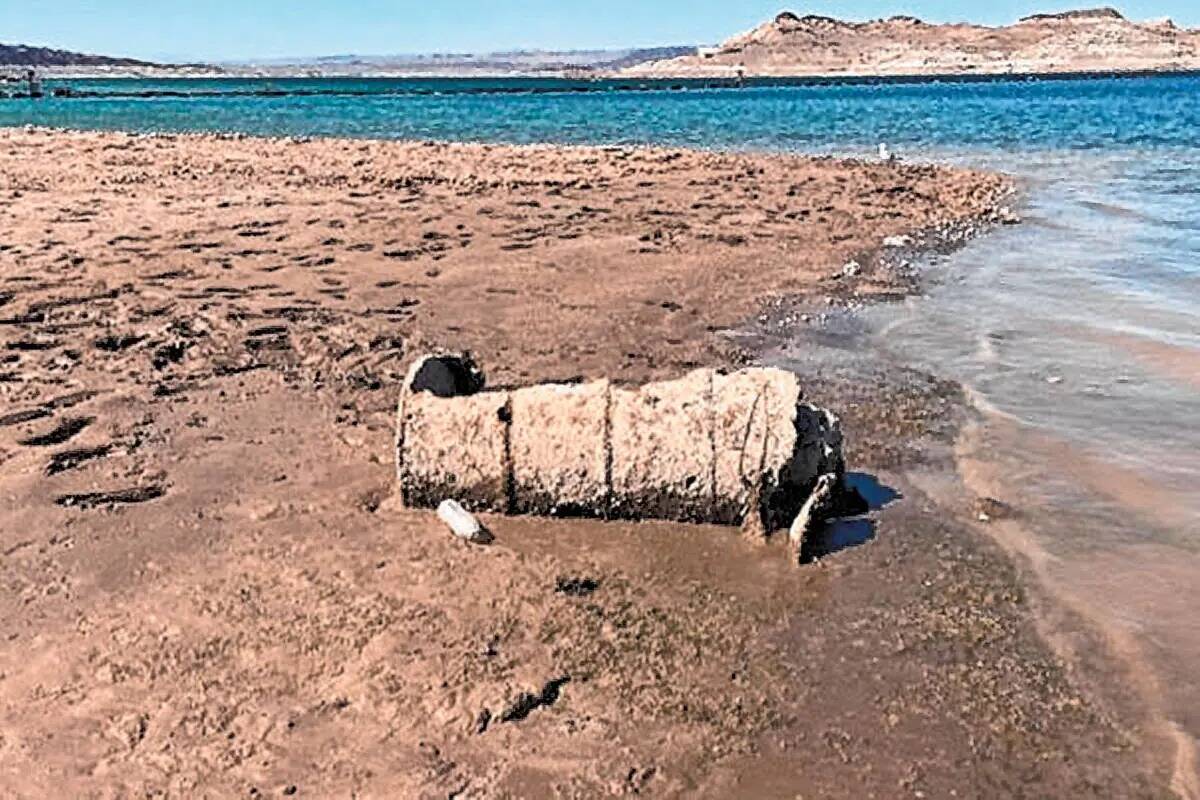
[510,381,611,515]
[397,355,843,527]
[397,356,509,512]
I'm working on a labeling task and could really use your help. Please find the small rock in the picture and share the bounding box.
[437,500,493,544]
[973,496,1015,523]
[997,206,1022,225]
[555,576,600,597]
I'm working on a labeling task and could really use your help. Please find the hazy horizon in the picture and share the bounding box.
[2,1,1199,64]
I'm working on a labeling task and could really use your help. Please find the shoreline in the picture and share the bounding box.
[799,190,1200,796]
[953,413,1200,799]
[3,69,1200,100]
[0,128,1175,796]
[749,315,1198,798]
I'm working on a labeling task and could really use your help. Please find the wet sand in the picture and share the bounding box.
[956,415,1200,799]
[0,129,1175,796]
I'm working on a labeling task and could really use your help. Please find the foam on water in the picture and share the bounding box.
[4,72,1199,781]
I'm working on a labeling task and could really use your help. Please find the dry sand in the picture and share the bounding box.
[0,129,1174,797]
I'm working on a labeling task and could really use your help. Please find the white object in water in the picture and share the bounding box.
[437,499,491,543]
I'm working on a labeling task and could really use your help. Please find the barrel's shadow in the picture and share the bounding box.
[808,472,901,559]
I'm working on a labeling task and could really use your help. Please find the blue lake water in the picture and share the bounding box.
[3,74,1199,773]
[3,74,1200,150]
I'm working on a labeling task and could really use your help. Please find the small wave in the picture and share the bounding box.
[1078,198,1161,224]
[1082,326,1200,391]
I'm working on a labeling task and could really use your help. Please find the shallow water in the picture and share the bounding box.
[870,148,1200,549]
[860,144,1200,788]
[4,73,1199,775]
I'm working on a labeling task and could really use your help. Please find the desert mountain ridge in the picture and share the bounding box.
[223,47,696,76]
[623,7,1200,77]
[0,41,692,78]
[7,8,1200,79]
[0,41,159,68]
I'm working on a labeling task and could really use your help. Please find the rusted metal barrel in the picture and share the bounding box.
[396,355,843,530]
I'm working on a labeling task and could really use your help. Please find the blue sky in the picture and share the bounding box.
[2,1,1197,61]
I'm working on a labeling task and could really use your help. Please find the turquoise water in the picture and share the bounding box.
[4,74,1200,766]
[1,75,1199,150]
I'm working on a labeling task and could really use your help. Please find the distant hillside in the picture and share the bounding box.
[0,42,157,68]
[228,47,697,77]
[593,46,699,71]
[624,7,1200,77]
[1,41,694,78]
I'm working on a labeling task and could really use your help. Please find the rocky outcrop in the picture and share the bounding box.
[623,7,1200,77]
[396,355,844,530]
[1020,8,1125,22]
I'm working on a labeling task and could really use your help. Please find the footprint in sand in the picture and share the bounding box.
[18,416,93,448]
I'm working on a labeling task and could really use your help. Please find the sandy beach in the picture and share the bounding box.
[0,129,1176,797]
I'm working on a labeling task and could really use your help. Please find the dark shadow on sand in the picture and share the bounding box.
[845,472,902,511]
[806,472,902,560]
